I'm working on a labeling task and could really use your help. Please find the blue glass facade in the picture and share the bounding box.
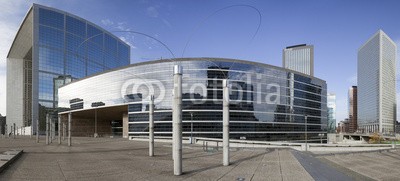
[36,7,130,108]
[6,4,130,132]
[59,58,327,142]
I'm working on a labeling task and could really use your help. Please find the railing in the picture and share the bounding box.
[129,136,398,151]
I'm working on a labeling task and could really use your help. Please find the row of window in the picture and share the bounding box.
[39,8,129,58]
[128,112,326,124]
[128,122,326,132]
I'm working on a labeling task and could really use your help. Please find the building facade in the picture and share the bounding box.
[59,58,327,142]
[337,119,349,133]
[282,44,314,76]
[357,30,396,134]
[348,86,357,133]
[0,114,5,135]
[6,4,130,133]
[327,93,336,133]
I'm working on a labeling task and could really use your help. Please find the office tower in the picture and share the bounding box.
[6,4,130,133]
[348,86,357,133]
[358,30,396,134]
[282,44,314,76]
[327,93,336,133]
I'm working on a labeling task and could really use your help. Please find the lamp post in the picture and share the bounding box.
[318,133,324,144]
[149,95,154,157]
[36,119,39,143]
[223,79,230,166]
[172,65,183,175]
[190,112,193,144]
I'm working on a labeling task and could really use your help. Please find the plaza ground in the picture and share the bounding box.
[0,136,398,180]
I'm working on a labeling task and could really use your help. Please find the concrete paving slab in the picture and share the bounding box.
[0,155,13,161]
[1,137,399,181]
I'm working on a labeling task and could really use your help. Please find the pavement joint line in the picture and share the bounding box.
[183,148,245,180]
[249,150,266,181]
[57,160,66,180]
[277,150,283,181]
[216,150,255,181]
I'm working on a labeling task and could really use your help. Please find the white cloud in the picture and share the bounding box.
[146,6,159,18]
[101,19,114,26]
[115,22,131,31]
[119,36,136,49]
[101,20,135,50]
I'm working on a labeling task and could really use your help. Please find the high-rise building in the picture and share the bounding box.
[282,44,314,76]
[327,93,336,133]
[6,4,130,134]
[358,30,396,134]
[348,86,357,133]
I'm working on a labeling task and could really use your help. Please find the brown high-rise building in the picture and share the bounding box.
[348,86,358,133]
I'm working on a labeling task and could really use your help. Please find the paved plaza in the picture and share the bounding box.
[323,149,400,181]
[0,136,398,180]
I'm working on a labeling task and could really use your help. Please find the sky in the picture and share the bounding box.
[1,0,400,125]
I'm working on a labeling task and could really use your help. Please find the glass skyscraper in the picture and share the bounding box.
[282,44,314,76]
[348,86,357,133]
[7,4,130,133]
[327,93,336,133]
[358,30,396,134]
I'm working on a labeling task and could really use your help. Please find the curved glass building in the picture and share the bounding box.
[7,4,130,133]
[59,58,327,142]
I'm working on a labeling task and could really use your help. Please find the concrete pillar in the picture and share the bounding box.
[149,95,154,157]
[5,124,7,137]
[68,113,72,147]
[172,65,183,175]
[36,119,39,143]
[94,109,98,138]
[58,115,61,144]
[301,143,306,151]
[50,118,53,143]
[46,114,49,144]
[63,123,66,141]
[222,79,230,166]
[122,114,128,138]
[13,123,16,139]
